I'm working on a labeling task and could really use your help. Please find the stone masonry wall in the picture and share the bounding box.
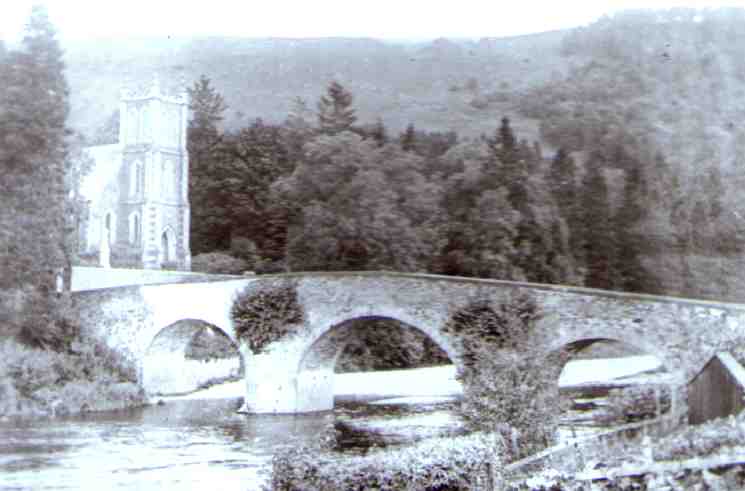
[74,272,745,412]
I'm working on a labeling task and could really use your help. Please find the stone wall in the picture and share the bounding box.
[74,286,151,374]
[688,352,745,424]
[74,271,745,413]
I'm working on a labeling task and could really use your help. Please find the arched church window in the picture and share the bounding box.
[159,227,177,268]
[103,212,116,244]
[129,212,141,244]
[130,160,143,197]
[161,231,169,263]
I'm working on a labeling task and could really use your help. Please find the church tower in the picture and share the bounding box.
[118,76,191,270]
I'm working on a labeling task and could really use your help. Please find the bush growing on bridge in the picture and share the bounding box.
[231,281,304,354]
[444,292,568,461]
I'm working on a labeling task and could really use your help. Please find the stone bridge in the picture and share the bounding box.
[72,272,745,413]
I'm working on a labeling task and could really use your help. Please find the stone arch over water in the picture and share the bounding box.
[142,318,243,396]
[294,315,456,410]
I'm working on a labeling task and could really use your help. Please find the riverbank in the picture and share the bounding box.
[0,339,147,421]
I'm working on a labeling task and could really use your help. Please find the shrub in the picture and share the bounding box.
[443,292,566,461]
[599,385,672,424]
[270,432,502,491]
[652,410,745,462]
[0,337,143,418]
[230,236,259,265]
[191,251,248,275]
[231,281,303,354]
[185,327,240,361]
[254,258,288,274]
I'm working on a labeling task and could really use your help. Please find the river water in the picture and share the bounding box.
[0,380,464,491]
[0,357,658,490]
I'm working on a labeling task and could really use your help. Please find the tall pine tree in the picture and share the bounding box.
[187,75,228,254]
[317,80,357,135]
[613,164,652,292]
[400,123,416,152]
[580,152,615,289]
[0,5,73,347]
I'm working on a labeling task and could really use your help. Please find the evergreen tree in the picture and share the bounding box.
[317,80,357,135]
[400,123,416,151]
[0,5,72,347]
[371,117,388,147]
[548,148,576,213]
[187,74,227,160]
[613,165,652,292]
[186,75,228,254]
[90,109,120,145]
[580,152,615,289]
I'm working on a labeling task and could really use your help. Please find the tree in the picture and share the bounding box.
[90,109,119,145]
[317,80,357,135]
[612,155,653,293]
[548,148,576,213]
[0,5,73,347]
[444,294,566,462]
[370,117,388,147]
[400,123,416,152]
[580,152,615,289]
[186,75,228,254]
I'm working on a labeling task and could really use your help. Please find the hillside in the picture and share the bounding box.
[62,30,567,142]
[61,8,745,302]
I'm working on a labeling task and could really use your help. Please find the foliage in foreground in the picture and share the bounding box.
[507,412,745,489]
[444,292,567,462]
[653,410,745,462]
[191,251,249,275]
[0,338,144,418]
[270,431,502,491]
[598,385,672,424]
[231,281,304,354]
[335,319,450,372]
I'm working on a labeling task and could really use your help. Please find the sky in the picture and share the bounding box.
[1,0,744,42]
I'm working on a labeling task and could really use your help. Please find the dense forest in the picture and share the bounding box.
[166,8,745,303]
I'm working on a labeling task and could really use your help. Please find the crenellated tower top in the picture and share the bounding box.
[118,73,189,149]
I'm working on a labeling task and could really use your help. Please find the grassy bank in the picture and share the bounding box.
[0,338,146,420]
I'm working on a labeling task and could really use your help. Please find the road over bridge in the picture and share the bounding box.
[72,271,745,413]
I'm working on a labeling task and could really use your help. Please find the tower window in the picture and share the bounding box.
[131,160,143,197]
[129,212,141,244]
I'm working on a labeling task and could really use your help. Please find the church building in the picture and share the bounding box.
[77,78,191,271]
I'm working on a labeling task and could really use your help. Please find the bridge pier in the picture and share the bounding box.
[237,345,335,414]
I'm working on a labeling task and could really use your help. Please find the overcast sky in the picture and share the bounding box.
[2,0,743,42]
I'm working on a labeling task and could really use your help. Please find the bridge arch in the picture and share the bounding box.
[142,318,244,396]
[293,315,457,409]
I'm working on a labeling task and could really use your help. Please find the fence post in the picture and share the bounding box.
[486,462,495,491]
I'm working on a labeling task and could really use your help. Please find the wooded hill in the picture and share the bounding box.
[63,7,745,302]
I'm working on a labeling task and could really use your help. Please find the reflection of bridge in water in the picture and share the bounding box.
[72,269,745,414]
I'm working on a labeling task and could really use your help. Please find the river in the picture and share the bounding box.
[0,367,464,491]
[0,358,660,490]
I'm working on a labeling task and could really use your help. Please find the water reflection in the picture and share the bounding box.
[0,396,461,490]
